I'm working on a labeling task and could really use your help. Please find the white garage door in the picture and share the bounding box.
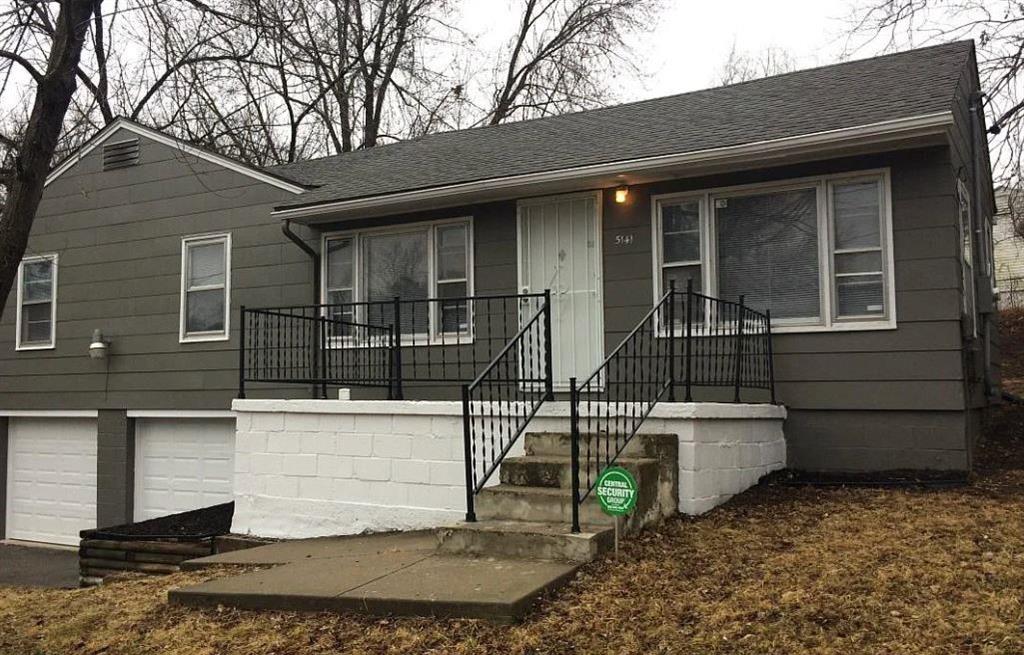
[134,418,235,522]
[6,417,98,546]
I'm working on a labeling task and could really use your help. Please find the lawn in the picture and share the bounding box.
[2,407,1022,655]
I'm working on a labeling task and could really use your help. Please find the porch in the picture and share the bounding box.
[231,398,786,540]
[232,285,784,540]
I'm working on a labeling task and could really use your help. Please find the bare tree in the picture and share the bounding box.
[718,43,797,85]
[3,0,667,175]
[167,0,461,165]
[0,0,101,320]
[0,0,255,177]
[847,1,1023,228]
[485,0,657,125]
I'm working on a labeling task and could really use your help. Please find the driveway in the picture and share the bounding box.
[0,543,79,588]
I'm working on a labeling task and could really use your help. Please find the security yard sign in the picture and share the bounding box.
[595,466,638,517]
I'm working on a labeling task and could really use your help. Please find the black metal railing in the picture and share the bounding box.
[239,306,395,398]
[461,293,553,522]
[567,280,774,532]
[678,286,776,402]
[238,293,548,398]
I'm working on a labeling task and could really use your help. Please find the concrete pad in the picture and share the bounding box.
[182,530,437,569]
[170,550,432,612]
[342,554,578,622]
[170,531,580,622]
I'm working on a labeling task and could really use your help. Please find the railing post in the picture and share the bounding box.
[766,309,776,404]
[543,289,554,401]
[320,315,329,399]
[238,306,247,399]
[569,376,581,534]
[387,324,397,400]
[461,384,476,523]
[684,279,693,402]
[307,307,317,399]
[734,295,745,403]
[667,280,677,402]
[392,296,404,400]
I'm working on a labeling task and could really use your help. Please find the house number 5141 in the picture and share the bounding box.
[614,234,634,246]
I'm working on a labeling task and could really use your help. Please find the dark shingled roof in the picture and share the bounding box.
[270,40,973,210]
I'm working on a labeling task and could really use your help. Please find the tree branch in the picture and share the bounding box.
[0,49,44,84]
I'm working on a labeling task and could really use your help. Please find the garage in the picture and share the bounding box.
[133,417,235,522]
[6,417,98,546]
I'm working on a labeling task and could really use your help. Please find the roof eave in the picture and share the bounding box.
[275,111,956,224]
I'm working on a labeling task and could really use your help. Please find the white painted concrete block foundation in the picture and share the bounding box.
[231,399,786,538]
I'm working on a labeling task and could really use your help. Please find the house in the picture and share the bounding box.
[0,40,997,546]
[993,188,1024,307]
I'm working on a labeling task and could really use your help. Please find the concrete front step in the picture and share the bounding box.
[524,432,676,459]
[499,455,660,489]
[476,484,634,527]
[437,519,613,563]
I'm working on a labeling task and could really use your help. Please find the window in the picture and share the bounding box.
[653,170,894,332]
[322,219,472,337]
[363,229,431,334]
[435,224,470,333]
[16,254,57,350]
[180,234,230,342]
[957,180,977,336]
[659,199,703,295]
[716,187,820,321]
[830,179,886,318]
[325,237,356,335]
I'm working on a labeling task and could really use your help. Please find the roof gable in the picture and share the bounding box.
[45,118,309,194]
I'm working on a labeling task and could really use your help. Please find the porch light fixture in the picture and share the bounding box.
[614,186,629,203]
[89,328,109,360]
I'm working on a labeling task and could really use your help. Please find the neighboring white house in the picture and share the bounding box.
[995,188,1024,308]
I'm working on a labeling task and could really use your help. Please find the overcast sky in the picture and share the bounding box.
[463,0,891,103]
[622,0,858,96]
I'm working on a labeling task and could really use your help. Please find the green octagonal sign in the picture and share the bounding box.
[595,466,638,516]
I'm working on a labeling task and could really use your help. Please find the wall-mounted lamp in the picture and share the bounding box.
[614,186,629,204]
[89,329,110,360]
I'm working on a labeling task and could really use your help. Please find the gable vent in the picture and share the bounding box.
[102,138,140,171]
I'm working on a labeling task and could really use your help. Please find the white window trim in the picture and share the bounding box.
[179,233,232,343]
[320,216,475,345]
[957,179,977,338]
[15,253,58,351]
[651,168,897,334]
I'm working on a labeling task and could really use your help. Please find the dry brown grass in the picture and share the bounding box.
[3,416,1024,655]
[999,308,1024,395]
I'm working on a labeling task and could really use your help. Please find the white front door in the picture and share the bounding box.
[518,192,604,388]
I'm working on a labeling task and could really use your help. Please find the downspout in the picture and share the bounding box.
[281,219,324,399]
[282,219,320,303]
[968,91,994,400]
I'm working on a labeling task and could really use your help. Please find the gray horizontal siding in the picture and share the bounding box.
[600,146,967,412]
[2,126,976,425]
[786,409,969,471]
[947,47,998,414]
[0,128,313,411]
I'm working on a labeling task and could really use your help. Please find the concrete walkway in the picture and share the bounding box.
[170,531,580,622]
